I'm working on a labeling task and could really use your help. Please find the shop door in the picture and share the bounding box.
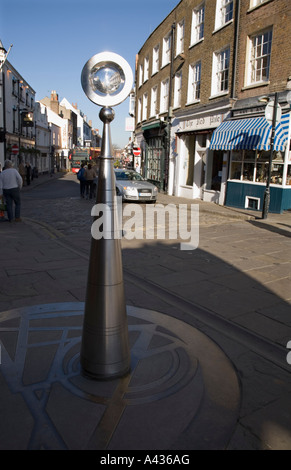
[145,137,164,189]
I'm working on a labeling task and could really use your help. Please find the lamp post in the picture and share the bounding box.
[80,52,133,379]
[261,92,281,219]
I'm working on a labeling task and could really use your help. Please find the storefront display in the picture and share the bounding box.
[230,150,285,185]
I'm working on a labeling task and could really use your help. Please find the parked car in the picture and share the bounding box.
[114,169,158,202]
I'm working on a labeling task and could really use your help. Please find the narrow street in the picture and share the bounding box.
[1,171,291,449]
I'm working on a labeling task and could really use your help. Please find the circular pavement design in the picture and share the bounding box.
[0,302,240,450]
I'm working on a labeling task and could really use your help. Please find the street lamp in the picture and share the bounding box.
[80,52,133,379]
[259,92,281,219]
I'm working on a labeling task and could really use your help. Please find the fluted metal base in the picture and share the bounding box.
[80,239,131,379]
[80,107,130,379]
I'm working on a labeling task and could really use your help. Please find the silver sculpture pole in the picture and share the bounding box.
[80,106,130,379]
[80,52,133,379]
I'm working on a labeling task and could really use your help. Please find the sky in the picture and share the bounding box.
[1,0,180,148]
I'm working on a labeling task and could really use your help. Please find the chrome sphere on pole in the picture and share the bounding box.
[80,52,133,379]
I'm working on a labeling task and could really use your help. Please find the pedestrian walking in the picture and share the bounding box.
[25,162,32,186]
[19,161,26,186]
[84,163,97,199]
[77,163,86,198]
[0,160,23,222]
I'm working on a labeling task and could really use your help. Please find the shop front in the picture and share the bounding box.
[210,112,291,213]
[170,107,230,205]
[141,120,167,191]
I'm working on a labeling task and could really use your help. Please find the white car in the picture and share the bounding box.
[114,169,158,202]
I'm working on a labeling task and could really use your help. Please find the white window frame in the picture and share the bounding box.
[215,0,233,31]
[152,44,160,75]
[150,86,158,117]
[190,2,205,46]
[211,46,230,96]
[138,63,143,88]
[144,56,149,82]
[160,78,169,113]
[174,72,182,109]
[162,32,171,67]
[246,29,272,86]
[176,19,185,56]
[142,93,148,121]
[187,61,201,103]
[250,0,267,7]
[137,97,142,123]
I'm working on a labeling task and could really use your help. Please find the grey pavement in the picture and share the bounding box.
[0,171,291,451]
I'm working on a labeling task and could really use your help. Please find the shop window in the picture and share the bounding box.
[287,165,291,186]
[230,150,284,185]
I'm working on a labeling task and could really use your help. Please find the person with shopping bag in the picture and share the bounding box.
[0,160,23,222]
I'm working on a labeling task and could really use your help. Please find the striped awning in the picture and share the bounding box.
[209,113,290,151]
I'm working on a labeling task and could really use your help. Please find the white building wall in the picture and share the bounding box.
[60,97,84,147]
[35,102,51,173]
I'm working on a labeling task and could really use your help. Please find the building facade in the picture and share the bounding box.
[211,0,291,213]
[0,59,36,169]
[134,0,291,213]
[34,101,51,173]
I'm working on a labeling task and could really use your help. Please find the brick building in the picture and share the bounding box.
[214,0,291,213]
[134,0,291,213]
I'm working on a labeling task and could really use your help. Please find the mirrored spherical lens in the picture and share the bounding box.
[89,62,125,96]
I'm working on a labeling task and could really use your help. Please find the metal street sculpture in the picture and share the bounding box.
[80,52,133,379]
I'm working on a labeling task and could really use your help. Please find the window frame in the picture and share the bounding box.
[138,63,143,88]
[174,72,182,109]
[211,46,230,97]
[245,28,272,86]
[150,86,158,117]
[187,61,201,104]
[152,44,160,75]
[190,2,205,46]
[142,92,148,121]
[162,32,171,67]
[144,56,149,82]
[160,78,169,113]
[214,0,233,31]
[176,19,185,56]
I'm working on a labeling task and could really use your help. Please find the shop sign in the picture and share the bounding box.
[180,113,224,132]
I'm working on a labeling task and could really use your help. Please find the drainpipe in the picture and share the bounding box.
[165,22,176,192]
[231,0,240,102]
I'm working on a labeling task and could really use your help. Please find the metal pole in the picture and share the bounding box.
[80,106,130,379]
[262,92,278,219]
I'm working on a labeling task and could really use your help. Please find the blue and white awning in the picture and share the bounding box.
[209,113,290,152]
